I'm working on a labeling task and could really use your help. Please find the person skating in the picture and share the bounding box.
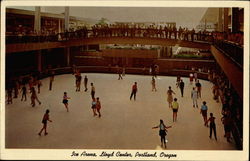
[130,82,138,101]
[179,79,185,97]
[195,80,202,98]
[206,113,217,140]
[76,74,82,92]
[152,119,172,148]
[176,75,181,88]
[189,73,194,85]
[91,83,95,99]
[191,87,198,108]
[200,101,208,126]
[167,86,175,108]
[96,97,102,117]
[38,109,52,136]
[172,98,179,122]
[84,75,88,92]
[62,92,70,112]
[118,68,123,80]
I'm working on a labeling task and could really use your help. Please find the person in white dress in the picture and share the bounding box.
[191,87,198,108]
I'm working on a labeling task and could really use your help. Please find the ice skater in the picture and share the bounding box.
[130,82,138,101]
[38,109,52,136]
[206,113,217,140]
[179,79,185,97]
[200,101,208,126]
[189,73,194,85]
[176,75,181,88]
[62,92,70,112]
[195,80,202,98]
[118,68,123,80]
[167,86,175,108]
[191,87,198,108]
[76,74,82,92]
[96,97,102,117]
[84,75,88,92]
[91,83,95,99]
[172,98,179,122]
[152,119,172,148]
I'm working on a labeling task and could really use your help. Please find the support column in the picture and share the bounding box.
[232,8,240,32]
[218,8,223,32]
[35,7,42,72]
[165,46,169,57]
[170,46,173,57]
[204,19,207,31]
[65,7,70,31]
[34,7,41,34]
[157,48,160,58]
[65,7,70,66]
[58,19,61,33]
[66,47,70,66]
[224,8,229,33]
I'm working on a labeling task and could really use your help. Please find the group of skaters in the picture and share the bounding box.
[6,74,43,107]
[39,69,102,136]
[60,68,102,118]
[152,71,235,146]
[6,67,237,144]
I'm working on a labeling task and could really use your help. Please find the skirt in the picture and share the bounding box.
[63,99,68,104]
[159,130,166,137]
[167,95,173,103]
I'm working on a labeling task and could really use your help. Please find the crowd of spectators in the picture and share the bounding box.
[6,24,216,43]
[6,24,243,47]
[6,23,244,66]
[6,24,244,46]
[208,69,242,148]
[6,24,243,49]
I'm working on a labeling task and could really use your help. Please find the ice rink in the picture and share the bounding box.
[5,73,237,150]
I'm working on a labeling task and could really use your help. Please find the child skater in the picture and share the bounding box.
[62,92,70,112]
[38,109,52,136]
